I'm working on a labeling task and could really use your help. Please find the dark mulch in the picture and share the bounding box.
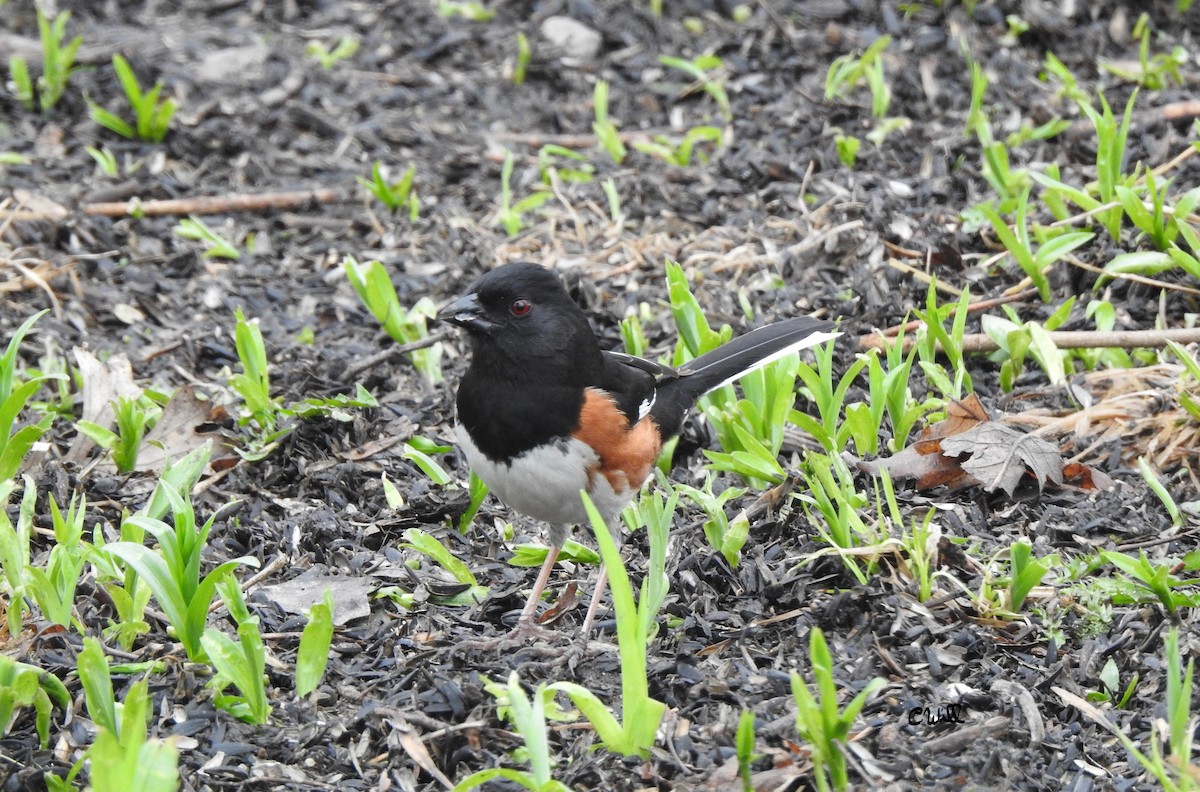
[2,0,1199,790]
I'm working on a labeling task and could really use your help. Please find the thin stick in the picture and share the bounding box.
[343,330,450,379]
[82,188,339,218]
[860,326,1200,354]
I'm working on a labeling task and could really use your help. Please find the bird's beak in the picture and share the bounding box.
[437,292,496,333]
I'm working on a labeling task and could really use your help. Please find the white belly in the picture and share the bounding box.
[457,425,632,526]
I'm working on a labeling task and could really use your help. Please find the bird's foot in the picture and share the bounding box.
[455,618,564,653]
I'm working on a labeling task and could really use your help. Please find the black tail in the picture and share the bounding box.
[651,316,837,436]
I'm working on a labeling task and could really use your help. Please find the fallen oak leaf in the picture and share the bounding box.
[920,392,990,441]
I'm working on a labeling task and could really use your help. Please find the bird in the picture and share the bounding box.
[437,262,838,640]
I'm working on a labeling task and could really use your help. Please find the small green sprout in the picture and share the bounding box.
[0,311,58,481]
[452,672,570,792]
[512,32,531,85]
[659,53,732,120]
[8,9,81,112]
[835,134,860,167]
[592,81,626,164]
[306,35,359,69]
[791,628,885,792]
[296,589,335,697]
[85,145,120,177]
[77,395,161,473]
[825,36,891,118]
[202,576,271,724]
[1102,14,1186,89]
[105,479,259,662]
[89,54,178,142]
[358,162,419,219]
[495,149,553,235]
[24,491,89,630]
[632,126,724,166]
[0,653,70,750]
[174,216,240,260]
[342,256,444,383]
[438,0,495,20]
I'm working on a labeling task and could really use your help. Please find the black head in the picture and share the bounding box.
[438,262,601,382]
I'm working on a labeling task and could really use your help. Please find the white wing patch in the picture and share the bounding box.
[637,390,655,420]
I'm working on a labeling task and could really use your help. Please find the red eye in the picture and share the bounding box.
[510,299,532,317]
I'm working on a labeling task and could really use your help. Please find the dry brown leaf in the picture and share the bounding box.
[940,423,1064,495]
[920,393,990,441]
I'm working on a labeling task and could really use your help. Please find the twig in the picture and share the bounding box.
[885,257,962,297]
[82,188,339,218]
[344,330,450,380]
[860,326,1200,354]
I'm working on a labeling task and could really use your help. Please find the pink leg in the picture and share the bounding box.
[516,545,561,627]
[580,563,609,637]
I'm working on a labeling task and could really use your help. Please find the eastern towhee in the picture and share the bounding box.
[439,262,838,638]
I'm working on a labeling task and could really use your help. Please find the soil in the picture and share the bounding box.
[2,0,1200,790]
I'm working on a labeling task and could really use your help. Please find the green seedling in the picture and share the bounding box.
[911,283,972,402]
[791,628,885,792]
[86,145,120,177]
[835,134,860,167]
[1080,89,1138,242]
[857,333,934,454]
[1138,457,1183,528]
[799,453,876,585]
[1116,171,1197,252]
[659,53,732,120]
[824,36,891,118]
[978,188,1094,301]
[981,303,1072,391]
[295,589,335,698]
[537,144,594,184]
[509,538,599,568]
[676,480,748,566]
[1062,627,1197,791]
[75,637,176,792]
[24,491,88,630]
[792,336,869,454]
[512,32,530,85]
[77,395,161,473]
[202,576,270,724]
[358,162,419,219]
[1005,540,1058,612]
[495,149,554,235]
[174,216,239,259]
[546,492,666,757]
[603,177,623,225]
[1088,657,1139,709]
[228,307,278,432]
[8,10,81,112]
[896,506,938,603]
[632,126,724,166]
[736,709,761,792]
[343,256,444,384]
[0,653,70,750]
[1163,627,1197,789]
[1100,549,1200,620]
[0,478,37,636]
[592,81,626,164]
[453,672,570,792]
[106,480,258,661]
[89,54,177,142]
[402,527,489,606]
[86,445,212,650]
[1,311,58,480]
[619,481,675,640]
[1102,14,1186,89]
[459,471,490,533]
[1166,340,1200,422]
[438,0,495,20]
[306,35,359,69]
